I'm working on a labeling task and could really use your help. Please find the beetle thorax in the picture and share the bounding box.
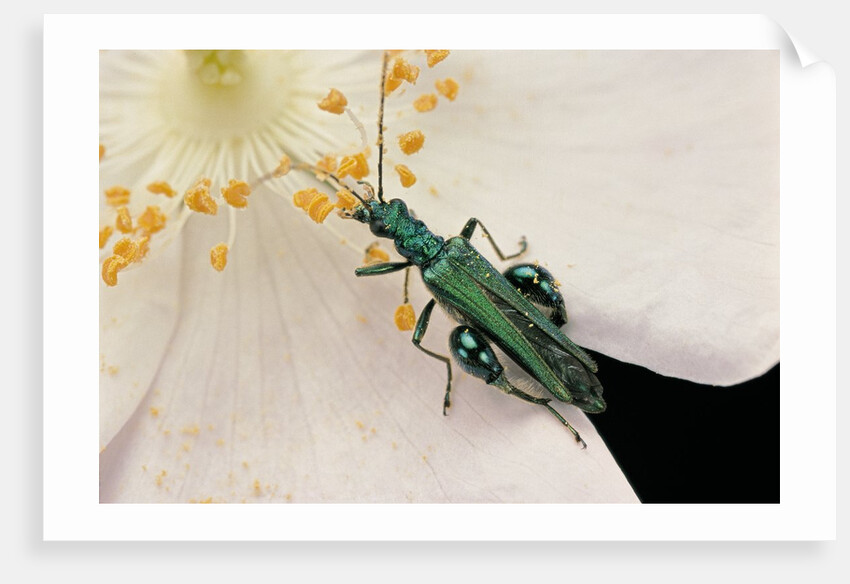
[368,199,444,266]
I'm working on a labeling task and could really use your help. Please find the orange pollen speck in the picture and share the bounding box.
[364,243,390,265]
[398,130,425,155]
[222,179,251,208]
[99,226,113,249]
[394,304,416,331]
[425,50,450,68]
[293,187,320,209]
[392,57,420,83]
[210,243,228,272]
[112,238,139,263]
[184,178,218,215]
[101,255,128,287]
[274,154,292,178]
[135,235,150,261]
[293,188,335,224]
[307,195,335,224]
[105,186,130,207]
[136,206,167,234]
[335,190,357,210]
[147,181,177,198]
[337,152,369,179]
[435,78,459,101]
[316,155,338,175]
[413,94,438,112]
[115,207,133,233]
[99,144,105,161]
[395,164,416,187]
[384,75,403,95]
[318,88,348,115]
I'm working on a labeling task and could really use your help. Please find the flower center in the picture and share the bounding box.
[157,50,297,142]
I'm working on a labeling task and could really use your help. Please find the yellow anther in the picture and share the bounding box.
[135,235,150,261]
[394,303,416,331]
[384,75,403,95]
[337,152,370,179]
[425,50,450,68]
[364,243,390,265]
[435,78,459,101]
[210,243,228,272]
[221,179,252,208]
[136,205,167,234]
[413,94,438,112]
[99,144,105,161]
[105,186,131,207]
[335,190,357,210]
[184,178,218,215]
[273,154,292,178]
[112,238,139,263]
[147,181,177,198]
[316,154,337,175]
[398,130,425,155]
[317,88,348,115]
[292,188,334,223]
[384,57,420,95]
[99,225,113,249]
[293,187,321,210]
[392,57,420,84]
[101,255,128,287]
[308,197,335,224]
[115,206,133,233]
[395,164,416,188]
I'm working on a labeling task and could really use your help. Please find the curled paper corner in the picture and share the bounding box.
[786,33,823,68]
[766,16,826,69]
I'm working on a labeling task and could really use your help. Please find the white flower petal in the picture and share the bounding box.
[100,193,637,503]
[99,241,180,450]
[396,51,778,385]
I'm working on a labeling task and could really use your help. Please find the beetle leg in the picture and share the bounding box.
[492,379,586,448]
[355,260,412,277]
[503,263,569,326]
[449,325,586,448]
[459,218,527,260]
[412,299,454,415]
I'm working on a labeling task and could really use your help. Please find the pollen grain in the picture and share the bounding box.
[364,243,390,265]
[184,178,218,215]
[425,50,450,68]
[99,226,113,249]
[147,181,177,198]
[115,207,133,233]
[394,303,416,331]
[273,154,292,178]
[413,94,438,112]
[136,206,167,234]
[435,78,459,101]
[222,179,252,208]
[105,186,131,207]
[395,164,416,187]
[337,153,370,180]
[398,130,425,155]
[210,243,228,272]
[101,255,128,287]
[318,88,348,115]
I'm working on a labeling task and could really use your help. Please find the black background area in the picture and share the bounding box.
[586,353,779,504]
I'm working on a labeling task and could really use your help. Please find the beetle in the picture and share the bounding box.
[304,52,604,447]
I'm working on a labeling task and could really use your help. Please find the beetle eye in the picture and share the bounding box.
[370,218,391,238]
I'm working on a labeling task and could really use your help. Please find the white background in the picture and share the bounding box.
[8,1,845,583]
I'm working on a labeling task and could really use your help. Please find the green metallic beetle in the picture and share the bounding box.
[310,52,604,447]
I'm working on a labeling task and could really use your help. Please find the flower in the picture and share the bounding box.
[99,50,777,503]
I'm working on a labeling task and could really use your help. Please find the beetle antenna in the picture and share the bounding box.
[376,50,389,203]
